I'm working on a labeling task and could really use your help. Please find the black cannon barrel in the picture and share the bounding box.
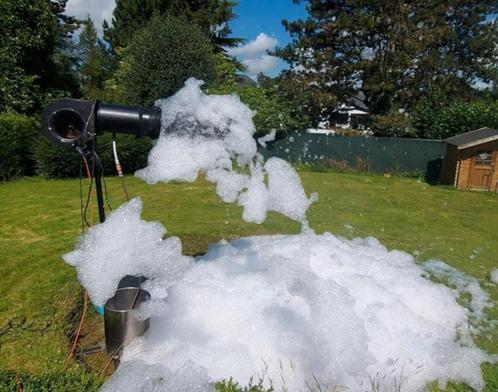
[41,98,162,147]
[96,102,162,139]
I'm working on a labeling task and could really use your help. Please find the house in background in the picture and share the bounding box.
[235,74,258,87]
[441,127,498,192]
[308,93,371,135]
[330,94,370,130]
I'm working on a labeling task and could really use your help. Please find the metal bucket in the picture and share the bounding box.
[117,275,147,289]
[104,287,150,358]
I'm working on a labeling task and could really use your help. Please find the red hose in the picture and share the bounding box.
[64,155,93,368]
[64,289,89,369]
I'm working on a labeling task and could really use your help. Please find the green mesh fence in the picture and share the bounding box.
[259,133,446,178]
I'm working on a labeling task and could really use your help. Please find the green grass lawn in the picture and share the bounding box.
[0,171,497,391]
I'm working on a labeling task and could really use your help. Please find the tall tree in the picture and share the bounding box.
[0,0,79,113]
[110,15,217,106]
[276,0,498,124]
[76,17,113,99]
[104,0,242,52]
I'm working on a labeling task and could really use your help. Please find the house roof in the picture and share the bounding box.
[347,95,369,112]
[235,74,257,87]
[445,127,498,149]
[335,94,369,114]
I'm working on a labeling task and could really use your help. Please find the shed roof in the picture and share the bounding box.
[445,127,498,149]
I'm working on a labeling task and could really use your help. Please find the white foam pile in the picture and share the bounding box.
[62,80,496,391]
[65,199,494,391]
[422,261,490,320]
[491,268,498,284]
[136,78,316,226]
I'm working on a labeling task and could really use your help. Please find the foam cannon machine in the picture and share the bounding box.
[42,99,162,358]
[42,99,161,222]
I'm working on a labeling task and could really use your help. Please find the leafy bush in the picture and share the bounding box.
[412,97,498,139]
[371,111,414,137]
[208,54,307,134]
[114,15,216,106]
[215,377,274,392]
[96,134,152,175]
[0,0,80,114]
[0,370,103,392]
[0,112,38,180]
[34,134,152,178]
[33,138,81,178]
[237,85,306,134]
[373,92,498,139]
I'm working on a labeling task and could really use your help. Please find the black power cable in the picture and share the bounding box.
[76,147,93,229]
[78,160,85,233]
[82,156,95,228]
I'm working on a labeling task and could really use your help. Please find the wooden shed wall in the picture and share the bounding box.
[456,155,471,189]
[440,144,458,185]
[455,140,498,191]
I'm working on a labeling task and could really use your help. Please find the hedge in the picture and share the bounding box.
[34,133,152,178]
[117,15,216,106]
[0,110,155,180]
[0,370,103,391]
[0,112,38,181]
[412,96,498,139]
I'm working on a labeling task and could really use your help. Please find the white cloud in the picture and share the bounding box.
[243,54,279,75]
[230,32,277,58]
[229,33,280,77]
[65,0,116,35]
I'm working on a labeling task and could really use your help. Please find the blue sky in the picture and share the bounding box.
[64,1,497,80]
[229,0,307,77]
[232,0,307,43]
[64,0,307,78]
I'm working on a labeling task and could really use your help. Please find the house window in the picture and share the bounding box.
[474,151,493,166]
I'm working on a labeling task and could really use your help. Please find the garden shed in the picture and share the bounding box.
[441,127,498,191]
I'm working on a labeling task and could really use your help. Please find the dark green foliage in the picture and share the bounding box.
[34,134,152,178]
[275,69,341,128]
[0,113,39,180]
[213,53,242,87]
[96,134,153,175]
[0,0,80,113]
[276,0,498,123]
[104,0,242,52]
[0,370,103,392]
[76,17,114,100]
[237,86,305,134]
[215,378,274,392]
[373,90,498,139]
[210,56,307,134]
[33,138,82,178]
[174,0,243,51]
[412,97,498,139]
[371,111,415,138]
[118,15,216,106]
